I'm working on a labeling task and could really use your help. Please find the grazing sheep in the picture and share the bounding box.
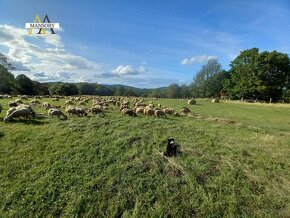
[154,110,166,118]
[144,107,155,116]
[42,102,51,109]
[16,104,35,117]
[90,107,103,115]
[48,109,67,120]
[122,108,137,117]
[3,108,32,122]
[163,107,175,115]
[65,106,78,116]
[212,98,219,103]
[75,107,88,116]
[187,99,196,105]
[135,107,144,114]
[179,107,191,115]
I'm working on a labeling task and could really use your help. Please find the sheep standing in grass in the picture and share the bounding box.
[179,107,191,115]
[48,109,67,120]
[16,104,35,117]
[65,106,87,117]
[163,107,175,115]
[135,106,144,115]
[3,108,32,122]
[144,107,155,116]
[42,102,51,110]
[154,110,166,118]
[65,106,78,116]
[75,107,88,116]
[122,108,137,117]
[90,107,103,115]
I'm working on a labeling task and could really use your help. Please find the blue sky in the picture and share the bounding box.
[0,0,289,88]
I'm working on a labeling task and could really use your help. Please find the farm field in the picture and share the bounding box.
[0,97,289,217]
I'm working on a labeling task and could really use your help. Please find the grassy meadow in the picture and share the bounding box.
[0,97,289,217]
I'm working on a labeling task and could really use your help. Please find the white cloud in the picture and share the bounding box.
[0,24,103,82]
[0,24,169,88]
[181,55,216,65]
[112,65,147,75]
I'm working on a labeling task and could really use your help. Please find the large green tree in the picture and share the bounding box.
[225,48,290,100]
[166,83,181,98]
[192,59,223,98]
[15,74,36,95]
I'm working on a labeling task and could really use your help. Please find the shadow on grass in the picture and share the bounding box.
[18,119,49,125]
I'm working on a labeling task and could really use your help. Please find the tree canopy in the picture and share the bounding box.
[224,48,290,100]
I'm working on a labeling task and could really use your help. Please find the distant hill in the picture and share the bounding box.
[103,84,167,96]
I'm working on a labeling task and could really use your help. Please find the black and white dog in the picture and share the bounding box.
[165,138,177,157]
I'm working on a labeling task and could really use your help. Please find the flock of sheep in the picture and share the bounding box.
[0,94,220,123]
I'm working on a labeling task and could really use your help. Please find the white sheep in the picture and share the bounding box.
[3,108,32,122]
[179,107,191,115]
[16,104,35,116]
[48,109,67,120]
[154,110,166,118]
[144,107,155,116]
[122,108,137,117]
[90,107,103,114]
[135,106,144,114]
[75,107,88,116]
[163,107,175,115]
[42,102,51,109]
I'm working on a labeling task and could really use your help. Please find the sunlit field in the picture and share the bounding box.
[0,97,289,217]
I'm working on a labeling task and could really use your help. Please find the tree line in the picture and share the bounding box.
[1,48,289,100]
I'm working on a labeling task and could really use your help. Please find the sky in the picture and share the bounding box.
[0,0,289,88]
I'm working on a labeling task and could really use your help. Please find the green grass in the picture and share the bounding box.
[0,98,289,217]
